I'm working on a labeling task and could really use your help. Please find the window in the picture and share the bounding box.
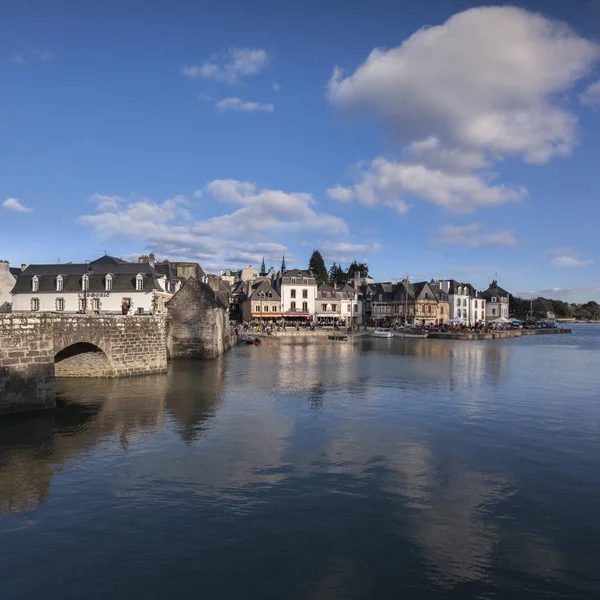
[332,304,337,312]
[137,307,144,314]
[492,308,496,315]
[32,276,39,292]
[272,306,277,312]
[79,298,87,312]
[136,274,144,291]
[31,298,40,311]
[322,291,327,298]
[82,274,89,291]
[474,300,478,308]
[290,301,296,311]
[264,306,269,312]
[291,278,296,284]
[291,289,296,299]
[255,305,261,312]
[440,306,444,314]
[463,299,467,307]
[268,291,272,299]
[93,298,100,312]
[474,311,478,320]
[492,296,497,302]
[458,286,462,295]
[302,289,308,299]
[106,275,113,291]
[354,304,358,313]
[322,304,327,312]
[56,298,65,311]
[302,302,308,312]
[56,276,63,291]
[425,293,429,299]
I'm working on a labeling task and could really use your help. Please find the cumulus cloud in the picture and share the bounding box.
[580,80,600,106]
[436,223,516,247]
[328,6,600,163]
[328,158,527,214]
[3,198,32,213]
[79,181,351,272]
[318,240,381,264]
[216,97,273,113]
[326,7,600,219]
[182,47,268,84]
[546,247,594,268]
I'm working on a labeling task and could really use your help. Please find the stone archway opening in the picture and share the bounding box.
[54,342,114,378]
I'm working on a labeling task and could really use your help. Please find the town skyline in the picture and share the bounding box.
[1,1,599,303]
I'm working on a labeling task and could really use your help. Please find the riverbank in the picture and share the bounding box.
[246,328,572,342]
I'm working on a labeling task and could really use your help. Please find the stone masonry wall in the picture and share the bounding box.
[166,278,234,359]
[0,314,168,415]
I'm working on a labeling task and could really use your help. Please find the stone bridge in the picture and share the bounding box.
[0,314,168,415]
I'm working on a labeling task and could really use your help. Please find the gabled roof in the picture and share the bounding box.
[91,254,126,265]
[317,283,335,293]
[480,280,509,299]
[283,268,312,278]
[248,279,280,301]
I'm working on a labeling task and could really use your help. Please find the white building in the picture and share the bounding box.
[278,268,317,324]
[339,283,363,326]
[10,254,178,314]
[480,280,510,322]
[437,279,486,326]
[316,283,341,324]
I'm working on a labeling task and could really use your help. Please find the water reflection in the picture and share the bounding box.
[0,374,167,515]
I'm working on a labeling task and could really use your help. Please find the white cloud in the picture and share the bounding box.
[546,247,594,268]
[328,6,600,164]
[272,82,281,92]
[12,54,25,65]
[436,223,516,247]
[3,198,32,213]
[329,157,527,214]
[318,240,381,264]
[197,92,212,102]
[80,181,349,271]
[216,97,274,113]
[326,185,355,202]
[182,47,268,84]
[580,80,600,105]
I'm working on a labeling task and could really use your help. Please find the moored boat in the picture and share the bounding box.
[372,328,394,338]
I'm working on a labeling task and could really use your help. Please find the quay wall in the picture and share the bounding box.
[428,328,572,341]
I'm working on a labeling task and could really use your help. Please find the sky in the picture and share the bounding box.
[1,0,600,302]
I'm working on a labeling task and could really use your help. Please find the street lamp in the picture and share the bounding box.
[83,260,93,314]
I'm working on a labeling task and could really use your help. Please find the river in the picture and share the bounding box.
[1,325,600,599]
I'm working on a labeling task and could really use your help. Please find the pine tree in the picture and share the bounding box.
[308,250,328,284]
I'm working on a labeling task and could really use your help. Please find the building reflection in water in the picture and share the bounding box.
[0,373,168,516]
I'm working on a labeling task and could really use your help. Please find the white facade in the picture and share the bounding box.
[340,295,363,325]
[279,271,317,319]
[485,297,509,321]
[438,281,486,326]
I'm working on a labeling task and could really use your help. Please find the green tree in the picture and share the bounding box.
[308,250,328,285]
[328,262,348,286]
[347,261,369,280]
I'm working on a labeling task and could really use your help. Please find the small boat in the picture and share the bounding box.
[372,328,394,338]
[328,334,348,341]
[393,328,429,339]
[242,335,262,345]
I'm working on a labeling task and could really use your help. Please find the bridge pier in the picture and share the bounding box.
[0,314,168,416]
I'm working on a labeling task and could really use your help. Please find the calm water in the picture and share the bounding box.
[2,325,600,599]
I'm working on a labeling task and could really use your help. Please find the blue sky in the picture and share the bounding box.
[1,0,600,301]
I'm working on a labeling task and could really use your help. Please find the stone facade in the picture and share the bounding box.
[0,314,168,415]
[166,277,234,359]
[0,261,17,313]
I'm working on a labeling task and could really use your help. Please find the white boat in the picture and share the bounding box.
[395,330,429,339]
[372,328,394,338]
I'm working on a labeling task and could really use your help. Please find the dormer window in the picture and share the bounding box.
[32,275,39,292]
[82,274,89,291]
[458,286,463,295]
[105,274,113,291]
[56,275,63,291]
[136,274,144,291]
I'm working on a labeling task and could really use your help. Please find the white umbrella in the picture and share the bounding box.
[448,316,465,323]
[493,316,511,323]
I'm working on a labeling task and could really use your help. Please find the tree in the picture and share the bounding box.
[347,261,369,281]
[308,250,328,285]
[328,262,348,286]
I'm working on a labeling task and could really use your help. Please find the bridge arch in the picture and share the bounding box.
[54,342,114,378]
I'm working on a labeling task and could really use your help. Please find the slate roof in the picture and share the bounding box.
[249,279,281,301]
[441,279,478,296]
[11,257,171,294]
[9,267,21,278]
[480,281,509,300]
